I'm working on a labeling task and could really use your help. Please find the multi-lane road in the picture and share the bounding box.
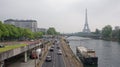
[42,41,65,67]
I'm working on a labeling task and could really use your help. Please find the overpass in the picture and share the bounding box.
[0,40,42,67]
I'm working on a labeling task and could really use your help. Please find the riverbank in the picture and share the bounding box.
[60,38,83,67]
[101,38,120,42]
[92,36,120,42]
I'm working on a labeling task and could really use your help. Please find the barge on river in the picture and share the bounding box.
[76,46,98,65]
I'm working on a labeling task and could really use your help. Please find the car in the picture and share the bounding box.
[57,46,60,49]
[58,49,62,52]
[51,45,54,48]
[30,52,38,59]
[30,39,34,42]
[57,50,62,55]
[49,48,54,51]
[0,45,5,48]
[46,56,52,62]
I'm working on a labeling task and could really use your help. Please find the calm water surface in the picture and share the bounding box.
[67,36,120,67]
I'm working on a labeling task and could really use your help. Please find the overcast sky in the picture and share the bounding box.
[0,0,120,33]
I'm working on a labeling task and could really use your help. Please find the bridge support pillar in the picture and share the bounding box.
[24,51,28,62]
[0,61,4,67]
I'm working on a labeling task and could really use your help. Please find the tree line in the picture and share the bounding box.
[0,21,43,41]
[94,25,120,41]
[0,21,60,41]
[47,27,60,35]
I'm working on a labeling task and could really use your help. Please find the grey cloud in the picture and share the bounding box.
[0,0,120,33]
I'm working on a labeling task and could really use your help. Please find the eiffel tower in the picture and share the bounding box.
[82,9,91,33]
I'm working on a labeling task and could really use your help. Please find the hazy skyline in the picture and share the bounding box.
[0,0,120,33]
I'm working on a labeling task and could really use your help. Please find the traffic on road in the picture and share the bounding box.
[42,40,65,67]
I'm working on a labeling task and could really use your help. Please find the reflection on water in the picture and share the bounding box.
[67,36,120,67]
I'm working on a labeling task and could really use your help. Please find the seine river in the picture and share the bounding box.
[67,36,120,67]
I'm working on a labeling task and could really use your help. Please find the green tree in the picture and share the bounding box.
[47,27,57,35]
[112,30,118,39]
[0,21,44,41]
[112,29,120,41]
[95,29,100,34]
[4,24,13,40]
[102,25,112,39]
[10,25,19,38]
[118,29,120,41]
[12,27,19,38]
[23,28,33,39]
[17,27,25,38]
[0,21,9,41]
[0,30,2,38]
[34,32,43,38]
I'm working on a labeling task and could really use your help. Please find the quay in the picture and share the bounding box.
[39,37,83,67]
[60,38,83,67]
[0,37,83,67]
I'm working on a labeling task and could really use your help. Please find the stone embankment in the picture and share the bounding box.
[60,39,83,67]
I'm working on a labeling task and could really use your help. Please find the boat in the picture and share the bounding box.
[76,46,98,65]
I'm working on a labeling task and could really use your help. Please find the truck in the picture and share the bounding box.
[30,48,42,59]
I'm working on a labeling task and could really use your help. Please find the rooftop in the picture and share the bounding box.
[4,19,37,22]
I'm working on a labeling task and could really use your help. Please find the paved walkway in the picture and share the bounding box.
[8,59,37,67]
[61,39,83,67]
[8,42,51,67]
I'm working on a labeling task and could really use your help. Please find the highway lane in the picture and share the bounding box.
[42,41,65,67]
[55,53,65,67]
[42,51,53,67]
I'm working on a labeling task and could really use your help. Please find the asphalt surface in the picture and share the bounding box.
[42,42,65,67]
[8,59,35,67]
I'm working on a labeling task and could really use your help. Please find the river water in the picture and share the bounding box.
[67,36,120,67]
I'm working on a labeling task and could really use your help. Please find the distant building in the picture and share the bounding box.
[115,26,120,30]
[4,19,37,32]
[37,28,47,33]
